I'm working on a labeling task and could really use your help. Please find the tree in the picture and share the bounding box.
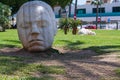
[58,0,73,9]
[91,0,103,29]
[68,0,73,17]
[0,0,28,14]
[0,0,72,14]
[74,0,77,20]
[0,2,11,32]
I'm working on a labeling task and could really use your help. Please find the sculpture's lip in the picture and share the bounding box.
[28,39,44,48]
[29,39,43,43]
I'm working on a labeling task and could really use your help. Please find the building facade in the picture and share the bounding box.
[76,1,120,22]
[55,1,120,22]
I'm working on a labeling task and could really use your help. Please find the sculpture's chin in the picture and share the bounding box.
[27,41,46,52]
[28,46,46,52]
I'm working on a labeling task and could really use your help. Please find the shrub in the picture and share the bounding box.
[0,2,11,32]
[58,18,82,35]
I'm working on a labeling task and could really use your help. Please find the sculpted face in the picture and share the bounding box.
[17,1,57,52]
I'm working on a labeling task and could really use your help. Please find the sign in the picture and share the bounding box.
[97,17,101,22]
[107,18,111,23]
[74,14,76,20]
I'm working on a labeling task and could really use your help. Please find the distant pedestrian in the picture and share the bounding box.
[11,17,17,29]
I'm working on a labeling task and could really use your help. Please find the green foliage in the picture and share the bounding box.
[0,0,73,14]
[59,18,71,29]
[59,18,81,28]
[57,0,73,8]
[41,0,72,8]
[0,0,28,14]
[41,0,58,8]
[91,0,103,5]
[69,19,81,28]
[0,2,11,31]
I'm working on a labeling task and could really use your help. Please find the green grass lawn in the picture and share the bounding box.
[54,29,120,54]
[0,29,120,54]
[0,29,120,79]
[0,29,21,48]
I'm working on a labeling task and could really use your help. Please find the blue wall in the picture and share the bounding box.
[55,12,120,18]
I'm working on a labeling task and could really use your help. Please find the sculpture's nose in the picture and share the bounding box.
[31,23,40,34]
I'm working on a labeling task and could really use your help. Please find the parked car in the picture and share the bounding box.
[85,25,96,29]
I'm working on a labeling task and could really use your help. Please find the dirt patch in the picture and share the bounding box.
[0,47,120,80]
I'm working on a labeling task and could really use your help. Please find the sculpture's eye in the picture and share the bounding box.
[23,23,31,29]
[22,24,30,29]
[37,22,41,27]
[36,21,45,28]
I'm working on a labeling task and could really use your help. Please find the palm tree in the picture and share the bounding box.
[91,0,103,29]
[74,0,77,20]
[68,0,73,17]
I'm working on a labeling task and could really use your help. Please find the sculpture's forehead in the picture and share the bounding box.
[18,6,50,23]
[23,6,45,16]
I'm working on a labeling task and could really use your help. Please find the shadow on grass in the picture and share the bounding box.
[0,40,21,48]
[0,54,63,80]
[19,76,55,80]
[83,45,120,55]
[3,40,21,44]
[0,44,17,48]
[0,55,26,75]
[0,48,65,80]
[59,40,85,50]
[58,39,120,55]
[0,44,120,79]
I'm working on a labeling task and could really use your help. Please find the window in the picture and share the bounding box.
[93,7,105,13]
[99,8,105,13]
[112,6,120,12]
[77,9,86,14]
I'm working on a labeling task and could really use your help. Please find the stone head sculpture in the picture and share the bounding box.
[17,1,57,52]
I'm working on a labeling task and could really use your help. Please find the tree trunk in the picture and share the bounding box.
[69,4,71,17]
[74,0,77,20]
[72,27,77,35]
[64,26,69,35]
[96,4,99,29]
[116,22,118,30]
[1,23,5,32]
[2,26,5,32]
